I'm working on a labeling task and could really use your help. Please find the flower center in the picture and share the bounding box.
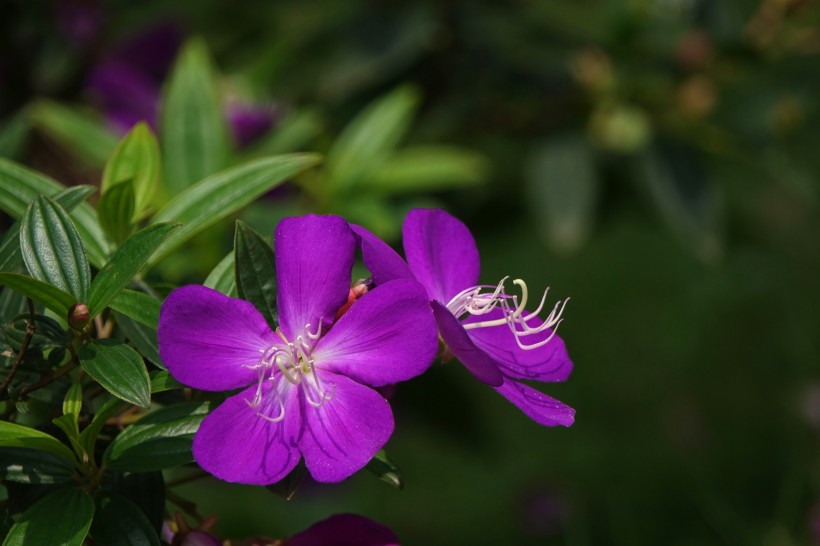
[244,321,334,423]
[445,277,568,350]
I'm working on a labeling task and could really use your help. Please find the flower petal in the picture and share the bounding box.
[350,224,414,286]
[158,285,278,391]
[298,372,393,483]
[288,514,400,546]
[464,309,573,382]
[494,377,575,427]
[275,215,355,340]
[314,279,438,386]
[402,209,479,304]
[192,380,302,485]
[431,301,503,387]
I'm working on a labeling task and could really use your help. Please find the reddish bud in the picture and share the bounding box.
[333,279,371,322]
[68,303,90,330]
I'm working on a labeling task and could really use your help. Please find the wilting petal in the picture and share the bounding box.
[159,285,278,391]
[402,209,479,304]
[464,309,573,382]
[298,372,393,483]
[288,514,400,546]
[350,224,413,287]
[192,380,301,485]
[494,377,575,427]
[315,279,437,386]
[275,215,355,340]
[432,302,503,387]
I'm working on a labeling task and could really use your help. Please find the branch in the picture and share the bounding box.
[0,298,36,399]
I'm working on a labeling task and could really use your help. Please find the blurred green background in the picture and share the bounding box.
[2,0,819,544]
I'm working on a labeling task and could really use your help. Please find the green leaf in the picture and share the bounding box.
[366,145,488,194]
[62,381,82,421]
[244,108,322,157]
[161,39,228,196]
[104,402,209,472]
[79,340,151,408]
[525,134,598,253]
[107,471,164,535]
[3,487,94,546]
[0,159,111,268]
[0,421,77,466]
[78,398,126,458]
[203,252,237,297]
[91,495,160,546]
[0,289,27,324]
[266,461,307,501]
[20,196,90,302]
[88,223,180,318]
[116,314,164,370]
[0,447,75,485]
[0,112,29,159]
[325,86,419,190]
[27,100,118,167]
[150,153,321,265]
[0,185,95,273]
[97,181,136,247]
[102,122,161,219]
[109,290,160,330]
[366,449,403,489]
[0,273,76,318]
[149,371,183,393]
[234,221,278,328]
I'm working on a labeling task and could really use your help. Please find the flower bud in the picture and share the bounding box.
[68,303,90,331]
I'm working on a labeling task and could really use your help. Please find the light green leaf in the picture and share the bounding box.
[366,145,488,194]
[109,290,160,330]
[104,402,209,472]
[234,221,278,328]
[62,381,82,421]
[102,122,161,219]
[150,153,321,265]
[325,86,419,190]
[97,181,136,247]
[91,495,160,546]
[79,340,151,408]
[21,196,90,302]
[3,487,94,546]
[88,223,180,317]
[0,420,77,466]
[203,252,237,297]
[0,273,76,318]
[244,108,322,157]
[0,159,111,267]
[27,100,118,167]
[161,39,228,196]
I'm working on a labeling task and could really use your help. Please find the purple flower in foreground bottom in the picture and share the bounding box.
[158,215,438,485]
[353,208,575,426]
[287,514,400,546]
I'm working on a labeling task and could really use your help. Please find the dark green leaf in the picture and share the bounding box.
[161,39,228,196]
[97,181,136,247]
[4,487,94,545]
[78,398,126,458]
[20,196,90,302]
[366,449,403,489]
[0,289,27,324]
[4,314,68,352]
[266,461,307,501]
[234,221,278,328]
[91,495,160,546]
[88,223,180,317]
[79,340,151,408]
[0,447,75,485]
[106,471,164,534]
[102,122,161,219]
[0,112,29,159]
[104,402,209,472]
[149,371,183,393]
[0,421,76,468]
[116,313,164,369]
[203,252,237,297]
[0,273,76,320]
[27,100,118,167]
[109,290,160,330]
[150,153,321,265]
[0,159,110,268]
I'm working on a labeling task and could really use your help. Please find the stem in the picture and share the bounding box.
[165,490,202,521]
[0,298,36,399]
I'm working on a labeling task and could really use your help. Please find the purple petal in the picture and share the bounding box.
[193,381,302,485]
[226,99,276,149]
[109,22,182,81]
[402,209,479,304]
[350,224,413,287]
[86,60,160,133]
[431,301,503,387]
[314,279,438,386]
[494,377,575,427]
[275,215,355,341]
[181,531,222,546]
[298,372,393,483]
[288,514,400,546]
[158,285,278,391]
[464,309,573,382]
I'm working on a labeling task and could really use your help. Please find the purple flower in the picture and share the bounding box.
[353,209,575,426]
[158,215,438,485]
[287,514,400,546]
